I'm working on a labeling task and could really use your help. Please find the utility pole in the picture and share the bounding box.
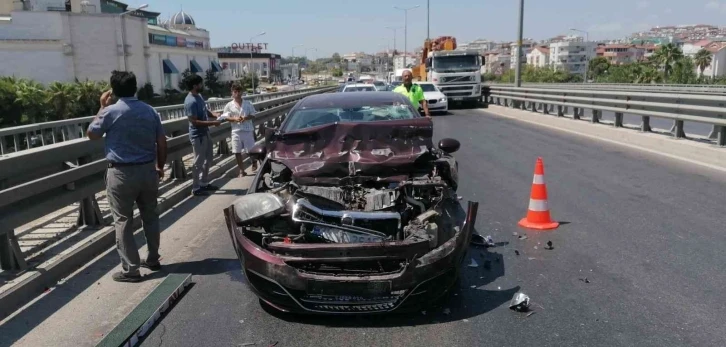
[427,0,430,41]
[515,0,524,88]
[394,5,419,69]
[249,32,266,95]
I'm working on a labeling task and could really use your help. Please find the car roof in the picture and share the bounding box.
[293,91,414,110]
[343,84,376,88]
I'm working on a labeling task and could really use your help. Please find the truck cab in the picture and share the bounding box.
[425,50,483,106]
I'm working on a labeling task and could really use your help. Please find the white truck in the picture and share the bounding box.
[425,50,483,106]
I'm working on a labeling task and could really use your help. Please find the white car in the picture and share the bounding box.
[417,82,448,114]
[372,80,387,91]
[341,83,377,93]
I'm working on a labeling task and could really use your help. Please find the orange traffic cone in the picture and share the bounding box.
[518,157,559,230]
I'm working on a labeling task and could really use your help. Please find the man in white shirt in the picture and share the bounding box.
[220,83,258,177]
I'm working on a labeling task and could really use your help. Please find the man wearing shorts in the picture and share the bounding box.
[221,82,258,177]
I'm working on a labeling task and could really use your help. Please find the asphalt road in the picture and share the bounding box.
[140,108,726,347]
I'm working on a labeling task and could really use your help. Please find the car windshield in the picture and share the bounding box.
[373,81,386,87]
[282,105,419,132]
[344,86,376,92]
[418,84,438,92]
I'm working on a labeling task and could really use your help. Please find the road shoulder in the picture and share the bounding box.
[482,105,726,173]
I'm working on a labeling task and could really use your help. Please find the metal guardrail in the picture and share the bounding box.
[0,86,336,270]
[484,82,726,94]
[487,86,726,146]
[0,88,313,155]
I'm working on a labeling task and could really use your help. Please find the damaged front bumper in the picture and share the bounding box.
[223,201,479,315]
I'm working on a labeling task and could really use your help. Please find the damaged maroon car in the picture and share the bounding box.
[223,92,479,314]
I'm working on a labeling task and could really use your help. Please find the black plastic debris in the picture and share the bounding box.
[545,241,554,250]
[579,277,591,284]
[509,292,531,312]
[470,233,495,247]
[515,250,520,256]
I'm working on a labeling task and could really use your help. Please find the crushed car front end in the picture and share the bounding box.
[222,100,478,314]
[224,197,477,314]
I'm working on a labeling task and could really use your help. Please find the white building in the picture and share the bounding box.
[393,54,418,70]
[682,40,726,78]
[482,52,511,75]
[509,40,536,69]
[526,46,550,67]
[0,0,222,94]
[549,41,597,75]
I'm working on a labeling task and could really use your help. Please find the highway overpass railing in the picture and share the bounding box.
[487,86,726,147]
[0,88,313,155]
[0,86,336,271]
[484,82,726,94]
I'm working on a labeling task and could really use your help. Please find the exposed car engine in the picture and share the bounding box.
[234,151,460,252]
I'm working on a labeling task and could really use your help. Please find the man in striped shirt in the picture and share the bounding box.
[220,82,258,177]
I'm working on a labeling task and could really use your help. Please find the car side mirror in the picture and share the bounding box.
[438,138,460,154]
[248,142,267,162]
[425,67,430,73]
[264,127,277,143]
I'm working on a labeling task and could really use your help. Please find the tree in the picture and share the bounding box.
[332,52,341,63]
[651,43,684,79]
[46,81,78,120]
[668,57,698,84]
[178,69,195,91]
[204,69,223,96]
[331,68,343,77]
[588,57,611,80]
[693,49,713,77]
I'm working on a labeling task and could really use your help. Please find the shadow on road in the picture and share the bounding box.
[263,245,514,328]
[0,178,244,346]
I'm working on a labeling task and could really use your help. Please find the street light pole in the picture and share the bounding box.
[514,0,524,88]
[570,28,590,84]
[291,44,303,90]
[119,4,148,71]
[394,5,419,69]
[427,0,430,41]
[249,32,266,95]
[386,26,401,62]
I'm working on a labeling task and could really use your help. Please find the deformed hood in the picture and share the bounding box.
[269,117,434,183]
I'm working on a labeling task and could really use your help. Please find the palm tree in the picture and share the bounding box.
[46,82,78,121]
[651,43,684,79]
[693,49,713,78]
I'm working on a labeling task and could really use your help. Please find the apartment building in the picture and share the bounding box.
[596,44,646,65]
[510,40,536,69]
[526,46,550,67]
[549,40,597,75]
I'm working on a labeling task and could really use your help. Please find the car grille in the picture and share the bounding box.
[299,293,406,312]
[428,99,438,104]
[444,92,474,97]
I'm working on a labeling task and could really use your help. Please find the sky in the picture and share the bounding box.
[135,0,726,58]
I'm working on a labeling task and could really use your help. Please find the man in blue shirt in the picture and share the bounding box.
[87,71,167,283]
[184,74,222,196]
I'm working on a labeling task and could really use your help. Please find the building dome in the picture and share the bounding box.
[170,10,195,27]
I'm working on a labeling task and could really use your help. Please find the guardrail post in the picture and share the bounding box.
[717,126,726,147]
[591,109,600,124]
[708,125,720,140]
[170,131,187,180]
[543,104,550,115]
[641,116,652,132]
[674,120,686,139]
[614,112,624,127]
[573,108,581,120]
[76,155,103,227]
[217,139,230,156]
[0,230,28,270]
[557,106,564,117]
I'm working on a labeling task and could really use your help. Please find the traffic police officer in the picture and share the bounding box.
[393,70,431,118]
